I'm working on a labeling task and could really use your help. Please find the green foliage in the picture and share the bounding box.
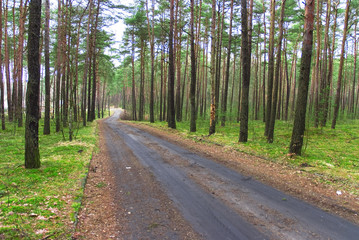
[0,119,97,239]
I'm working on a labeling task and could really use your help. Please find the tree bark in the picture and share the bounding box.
[167,0,176,129]
[0,0,4,130]
[264,0,275,137]
[43,0,51,134]
[220,0,234,127]
[289,0,315,156]
[262,0,267,122]
[17,0,27,127]
[4,0,12,122]
[351,23,357,114]
[146,0,155,123]
[25,0,42,169]
[267,0,286,143]
[319,0,331,126]
[313,0,322,127]
[55,0,63,132]
[331,0,350,129]
[209,0,217,135]
[189,0,196,132]
[239,0,251,142]
[322,2,338,125]
[90,0,101,122]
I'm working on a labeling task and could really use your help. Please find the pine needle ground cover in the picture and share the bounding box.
[135,119,359,196]
[0,121,97,239]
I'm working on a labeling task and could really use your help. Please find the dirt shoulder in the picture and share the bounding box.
[73,119,201,240]
[123,121,359,226]
[73,121,125,239]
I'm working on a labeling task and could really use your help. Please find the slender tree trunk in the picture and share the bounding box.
[43,0,50,134]
[167,0,176,129]
[221,0,234,127]
[73,3,88,122]
[322,2,338,125]
[131,29,137,120]
[331,0,350,129]
[0,0,4,130]
[284,45,291,121]
[90,0,101,122]
[25,0,42,169]
[265,0,276,137]
[175,4,183,122]
[350,23,357,114]
[190,0,196,132]
[267,0,286,143]
[146,0,155,123]
[239,0,251,142]
[4,0,12,122]
[289,0,315,156]
[55,0,63,132]
[17,0,27,128]
[319,0,331,126]
[160,42,164,121]
[313,0,322,127]
[262,0,267,122]
[209,0,217,135]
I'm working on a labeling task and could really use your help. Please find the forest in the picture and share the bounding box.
[0,0,358,163]
[1,0,359,238]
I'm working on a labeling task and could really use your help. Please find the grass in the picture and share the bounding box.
[133,118,359,195]
[0,118,98,239]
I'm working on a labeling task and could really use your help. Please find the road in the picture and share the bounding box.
[103,110,359,240]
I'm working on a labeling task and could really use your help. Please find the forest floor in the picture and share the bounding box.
[74,110,359,239]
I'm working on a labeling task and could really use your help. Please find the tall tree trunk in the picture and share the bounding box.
[73,3,88,122]
[12,3,17,123]
[284,44,291,121]
[267,0,286,143]
[55,0,63,132]
[82,0,94,126]
[87,48,93,121]
[131,29,137,120]
[0,0,4,130]
[90,0,101,122]
[25,0,42,169]
[221,0,234,127]
[175,4,183,122]
[322,2,338,125]
[209,0,217,135]
[139,39,145,121]
[189,0,196,132]
[239,0,251,142]
[262,0,267,122]
[214,1,224,124]
[146,0,155,123]
[167,0,176,129]
[265,0,276,137]
[319,0,331,126]
[313,0,322,127]
[43,0,51,134]
[160,42,164,121]
[331,0,350,129]
[289,0,315,156]
[350,22,357,114]
[17,0,27,127]
[4,0,12,122]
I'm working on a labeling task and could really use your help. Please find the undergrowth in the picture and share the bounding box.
[0,119,98,239]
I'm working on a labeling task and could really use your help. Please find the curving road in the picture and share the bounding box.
[104,110,359,240]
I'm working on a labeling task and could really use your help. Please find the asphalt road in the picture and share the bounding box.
[104,110,359,240]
